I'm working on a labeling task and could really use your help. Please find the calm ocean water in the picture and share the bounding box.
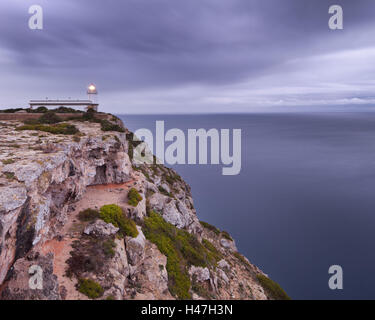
[119,112,375,299]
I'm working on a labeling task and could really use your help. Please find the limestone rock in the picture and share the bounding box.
[0,186,27,213]
[189,266,210,282]
[220,238,237,251]
[125,227,146,265]
[218,259,230,270]
[84,220,119,237]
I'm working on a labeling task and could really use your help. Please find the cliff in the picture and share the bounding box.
[0,114,289,300]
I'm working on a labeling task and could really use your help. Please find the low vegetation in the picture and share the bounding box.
[143,211,221,299]
[202,239,223,262]
[100,119,124,132]
[66,236,117,279]
[199,221,221,235]
[200,221,233,241]
[233,252,251,268]
[0,106,82,114]
[78,208,100,222]
[74,110,124,133]
[99,204,138,238]
[1,159,15,165]
[256,274,291,300]
[38,111,63,124]
[16,123,79,135]
[127,188,143,207]
[3,172,15,180]
[191,274,215,299]
[158,185,173,197]
[77,278,104,299]
[221,231,232,241]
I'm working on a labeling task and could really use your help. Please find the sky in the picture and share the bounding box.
[0,0,375,114]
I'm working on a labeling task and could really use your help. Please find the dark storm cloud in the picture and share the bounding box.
[0,0,375,112]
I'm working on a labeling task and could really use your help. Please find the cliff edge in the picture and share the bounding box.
[0,113,289,300]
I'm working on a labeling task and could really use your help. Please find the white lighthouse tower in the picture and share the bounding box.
[87,83,98,111]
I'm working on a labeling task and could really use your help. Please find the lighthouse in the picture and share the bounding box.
[87,83,98,111]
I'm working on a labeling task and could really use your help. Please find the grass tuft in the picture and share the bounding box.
[16,123,79,135]
[256,274,291,300]
[77,278,104,299]
[99,204,138,238]
[127,188,143,207]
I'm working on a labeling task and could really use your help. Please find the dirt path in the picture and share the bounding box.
[41,178,138,300]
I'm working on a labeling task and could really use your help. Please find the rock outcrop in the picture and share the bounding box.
[0,114,289,300]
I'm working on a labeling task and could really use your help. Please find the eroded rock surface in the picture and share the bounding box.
[0,116,287,300]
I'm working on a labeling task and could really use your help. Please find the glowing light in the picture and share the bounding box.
[88,84,96,92]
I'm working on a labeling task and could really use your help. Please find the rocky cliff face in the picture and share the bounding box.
[0,115,288,300]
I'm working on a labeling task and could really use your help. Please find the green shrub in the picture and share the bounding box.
[1,159,15,165]
[221,231,232,241]
[23,119,40,125]
[202,239,222,263]
[128,188,143,207]
[199,221,221,235]
[100,119,124,132]
[256,274,291,300]
[54,106,82,113]
[33,106,48,113]
[3,172,15,180]
[77,278,104,299]
[38,112,62,124]
[78,208,100,222]
[143,211,220,299]
[99,204,138,238]
[73,111,124,133]
[16,123,79,135]
[0,108,25,113]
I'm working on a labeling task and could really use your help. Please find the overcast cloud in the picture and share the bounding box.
[0,0,374,113]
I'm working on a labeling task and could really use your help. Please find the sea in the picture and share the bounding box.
[118,111,375,299]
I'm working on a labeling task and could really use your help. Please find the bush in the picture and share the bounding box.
[0,108,25,113]
[78,208,100,222]
[143,211,220,299]
[256,274,291,300]
[66,236,117,278]
[76,111,124,133]
[202,239,222,263]
[33,106,48,113]
[128,188,143,207]
[221,231,232,241]
[77,278,104,299]
[54,106,82,113]
[38,112,62,124]
[3,172,15,180]
[99,204,138,238]
[199,221,221,235]
[100,119,124,132]
[1,159,15,165]
[16,123,79,135]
